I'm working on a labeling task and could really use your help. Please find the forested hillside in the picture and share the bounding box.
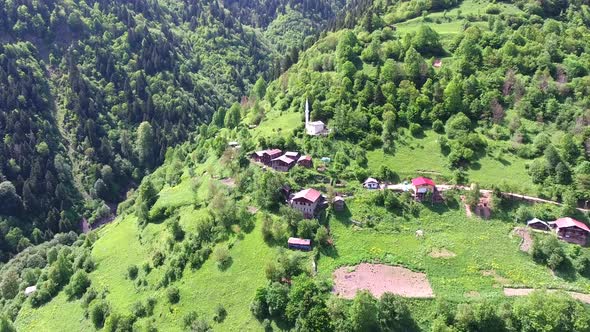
[0,0,345,262]
[251,0,590,203]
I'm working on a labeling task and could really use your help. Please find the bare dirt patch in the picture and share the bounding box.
[482,270,510,286]
[429,248,456,258]
[332,263,434,299]
[512,227,532,253]
[247,206,259,214]
[220,177,236,188]
[503,288,590,304]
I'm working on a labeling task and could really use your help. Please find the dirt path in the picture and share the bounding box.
[390,183,589,213]
[333,263,434,299]
[512,227,533,253]
[504,288,590,304]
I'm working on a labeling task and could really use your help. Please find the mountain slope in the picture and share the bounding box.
[0,0,347,262]
[2,0,590,331]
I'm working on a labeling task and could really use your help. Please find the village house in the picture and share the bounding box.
[252,149,283,165]
[284,151,300,160]
[333,196,345,212]
[290,188,324,219]
[527,218,550,231]
[271,155,296,172]
[411,177,444,203]
[550,217,590,246]
[297,155,313,168]
[363,178,380,189]
[288,237,312,251]
[251,150,265,162]
[305,98,326,136]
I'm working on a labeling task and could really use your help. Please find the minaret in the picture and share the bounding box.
[305,98,310,126]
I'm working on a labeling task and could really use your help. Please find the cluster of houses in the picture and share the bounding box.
[251,149,313,172]
[527,217,590,246]
[364,176,444,203]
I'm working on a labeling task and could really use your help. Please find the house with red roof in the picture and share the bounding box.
[288,237,312,251]
[290,188,324,219]
[550,217,590,245]
[271,155,296,172]
[297,155,313,168]
[411,177,442,203]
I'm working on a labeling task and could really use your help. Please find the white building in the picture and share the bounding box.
[305,98,325,136]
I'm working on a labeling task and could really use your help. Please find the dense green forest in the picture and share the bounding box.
[1,0,590,330]
[0,0,348,262]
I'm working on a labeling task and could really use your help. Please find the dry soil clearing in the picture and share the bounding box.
[333,263,434,299]
[504,288,590,304]
[512,227,533,253]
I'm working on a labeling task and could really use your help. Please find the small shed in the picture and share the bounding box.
[333,196,345,211]
[24,285,37,296]
[527,218,550,231]
[288,237,312,251]
[297,155,313,168]
[363,178,380,189]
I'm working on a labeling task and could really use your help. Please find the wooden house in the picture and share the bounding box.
[271,155,296,172]
[288,237,311,251]
[363,178,380,189]
[527,218,550,231]
[284,151,300,160]
[297,155,313,168]
[290,188,323,219]
[262,149,282,165]
[251,150,265,162]
[551,217,589,246]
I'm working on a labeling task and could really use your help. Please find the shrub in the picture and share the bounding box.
[251,287,269,319]
[213,245,232,270]
[132,300,147,318]
[64,270,91,299]
[152,251,165,267]
[146,296,157,316]
[573,251,590,277]
[532,235,566,270]
[485,4,501,14]
[167,286,180,304]
[409,123,422,137]
[214,304,227,322]
[89,300,109,329]
[127,265,139,280]
[432,119,444,133]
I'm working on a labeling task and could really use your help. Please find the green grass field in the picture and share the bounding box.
[319,193,590,300]
[14,165,589,331]
[395,0,523,46]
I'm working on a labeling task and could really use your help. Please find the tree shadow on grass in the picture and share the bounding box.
[319,244,340,259]
[333,206,352,226]
[554,259,577,282]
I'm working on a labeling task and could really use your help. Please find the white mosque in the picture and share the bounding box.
[305,98,326,136]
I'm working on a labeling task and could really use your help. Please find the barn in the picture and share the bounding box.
[288,237,312,251]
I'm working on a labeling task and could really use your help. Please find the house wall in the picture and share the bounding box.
[272,162,293,172]
[291,199,318,219]
[557,228,588,245]
[414,184,435,193]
